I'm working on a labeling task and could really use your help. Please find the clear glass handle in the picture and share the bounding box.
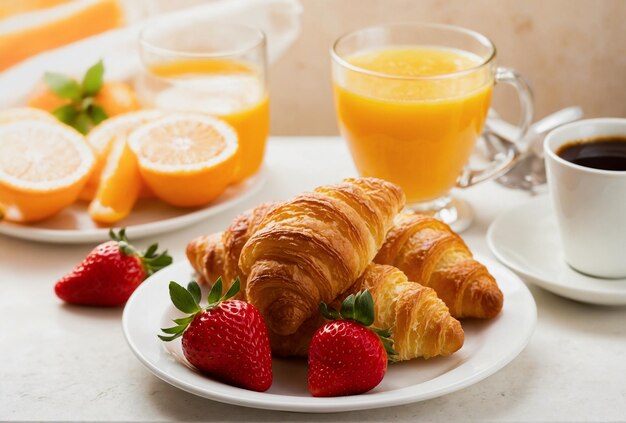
[456,67,534,188]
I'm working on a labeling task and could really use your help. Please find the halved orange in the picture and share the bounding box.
[0,107,56,124]
[81,110,163,201]
[88,135,142,224]
[128,113,239,207]
[0,120,94,222]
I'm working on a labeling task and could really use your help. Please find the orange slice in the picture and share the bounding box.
[128,113,239,207]
[0,107,56,124]
[0,120,94,222]
[88,135,141,224]
[80,110,163,201]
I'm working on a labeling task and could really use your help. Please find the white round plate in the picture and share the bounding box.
[0,171,264,244]
[487,195,626,305]
[122,256,536,413]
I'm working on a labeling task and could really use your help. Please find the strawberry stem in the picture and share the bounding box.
[319,289,398,361]
[109,228,172,277]
[158,277,241,342]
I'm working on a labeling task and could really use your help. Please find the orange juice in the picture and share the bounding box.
[334,47,492,203]
[143,59,269,182]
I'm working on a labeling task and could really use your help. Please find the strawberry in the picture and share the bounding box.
[308,290,396,397]
[159,278,273,392]
[54,228,172,306]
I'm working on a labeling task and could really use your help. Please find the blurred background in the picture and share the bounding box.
[2,0,625,134]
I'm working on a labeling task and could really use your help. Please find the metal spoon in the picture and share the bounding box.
[491,107,584,192]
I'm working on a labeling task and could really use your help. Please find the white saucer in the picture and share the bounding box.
[487,195,626,305]
[122,256,536,413]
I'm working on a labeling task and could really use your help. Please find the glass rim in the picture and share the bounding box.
[139,21,266,59]
[330,22,497,81]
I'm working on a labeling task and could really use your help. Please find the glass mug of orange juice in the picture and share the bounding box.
[137,20,269,182]
[332,23,533,230]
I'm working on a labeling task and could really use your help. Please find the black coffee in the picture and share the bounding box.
[557,136,626,171]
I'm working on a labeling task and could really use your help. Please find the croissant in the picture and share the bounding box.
[239,177,405,336]
[374,214,503,319]
[186,202,276,297]
[271,264,464,360]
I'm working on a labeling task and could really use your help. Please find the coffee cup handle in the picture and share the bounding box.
[456,67,534,188]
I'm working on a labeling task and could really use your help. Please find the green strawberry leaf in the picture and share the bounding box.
[88,104,108,125]
[354,289,374,326]
[144,243,158,258]
[187,281,201,305]
[160,324,187,335]
[222,277,240,301]
[44,72,82,101]
[51,104,77,125]
[173,315,194,326]
[169,281,201,314]
[319,302,340,320]
[158,332,183,342]
[82,60,104,96]
[207,277,223,305]
[340,293,356,321]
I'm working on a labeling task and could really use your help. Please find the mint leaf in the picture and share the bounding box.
[82,60,104,96]
[88,105,107,125]
[44,72,82,101]
[51,105,77,125]
[72,111,91,134]
[168,281,201,314]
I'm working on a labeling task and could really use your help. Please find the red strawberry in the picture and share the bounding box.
[55,228,172,306]
[308,290,396,397]
[159,278,272,392]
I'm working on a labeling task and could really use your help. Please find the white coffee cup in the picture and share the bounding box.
[544,118,626,278]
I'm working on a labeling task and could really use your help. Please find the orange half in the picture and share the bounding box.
[128,113,239,207]
[0,120,94,222]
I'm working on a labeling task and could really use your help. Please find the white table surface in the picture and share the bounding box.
[2,136,625,422]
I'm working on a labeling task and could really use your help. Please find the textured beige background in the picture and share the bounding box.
[269,0,626,135]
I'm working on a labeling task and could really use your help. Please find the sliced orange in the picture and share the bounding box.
[80,110,163,201]
[88,135,142,224]
[0,120,94,222]
[0,107,56,124]
[128,113,239,207]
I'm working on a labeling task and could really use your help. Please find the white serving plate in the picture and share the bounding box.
[122,256,536,413]
[0,171,264,243]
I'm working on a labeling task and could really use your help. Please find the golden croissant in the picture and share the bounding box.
[186,202,276,298]
[375,214,503,319]
[239,177,405,336]
[271,264,464,360]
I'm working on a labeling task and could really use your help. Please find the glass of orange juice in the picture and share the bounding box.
[137,19,269,183]
[332,23,533,231]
